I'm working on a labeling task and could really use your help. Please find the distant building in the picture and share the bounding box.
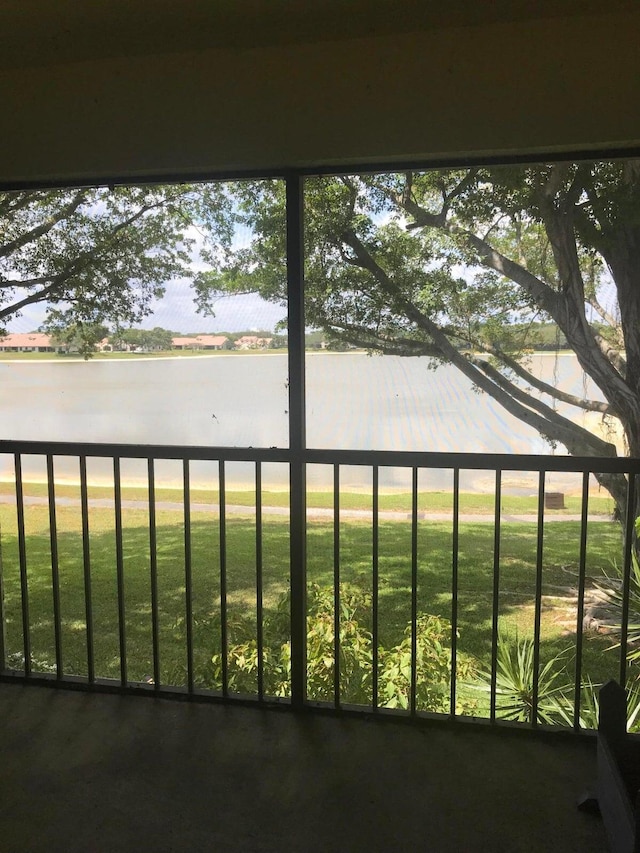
[0,333,58,352]
[194,335,229,350]
[234,335,273,350]
[171,336,198,349]
[171,335,229,350]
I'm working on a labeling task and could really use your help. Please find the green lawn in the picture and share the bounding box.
[0,479,616,516]
[0,349,291,361]
[1,495,624,702]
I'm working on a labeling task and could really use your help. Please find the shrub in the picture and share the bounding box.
[175,582,473,712]
[377,615,474,713]
[593,519,640,664]
[470,633,640,731]
[470,632,571,725]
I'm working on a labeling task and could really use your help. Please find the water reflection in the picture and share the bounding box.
[0,352,606,492]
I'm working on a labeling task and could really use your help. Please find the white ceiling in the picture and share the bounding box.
[1,0,634,69]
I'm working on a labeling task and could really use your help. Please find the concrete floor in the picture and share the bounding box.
[0,682,607,852]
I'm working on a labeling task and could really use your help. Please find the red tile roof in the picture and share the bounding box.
[194,335,227,347]
[172,335,228,348]
[172,336,199,346]
[0,333,53,348]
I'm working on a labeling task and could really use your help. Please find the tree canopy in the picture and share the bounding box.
[3,164,640,512]
[0,183,230,348]
[110,326,174,352]
[194,162,640,513]
[46,320,110,358]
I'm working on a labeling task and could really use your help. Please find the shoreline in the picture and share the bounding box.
[0,349,576,365]
[0,351,289,364]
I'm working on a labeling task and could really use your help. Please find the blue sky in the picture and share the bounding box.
[7,281,287,335]
[6,214,287,335]
[141,280,286,334]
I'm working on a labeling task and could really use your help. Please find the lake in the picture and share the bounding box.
[0,352,610,493]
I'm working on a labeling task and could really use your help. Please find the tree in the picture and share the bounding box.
[0,183,231,350]
[110,326,174,352]
[5,168,639,516]
[46,320,109,359]
[144,326,174,351]
[194,162,640,516]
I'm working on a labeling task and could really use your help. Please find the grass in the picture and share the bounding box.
[0,479,616,516]
[0,349,289,361]
[0,492,625,713]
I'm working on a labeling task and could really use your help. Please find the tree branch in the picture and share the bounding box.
[472,341,615,415]
[0,190,89,260]
[400,187,637,419]
[470,355,617,455]
[0,275,58,289]
[593,333,627,377]
[0,283,60,319]
[340,226,618,457]
[0,191,52,219]
[587,295,619,330]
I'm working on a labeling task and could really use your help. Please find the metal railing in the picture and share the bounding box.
[1,439,639,733]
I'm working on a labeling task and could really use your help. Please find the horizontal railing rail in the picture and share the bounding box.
[0,439,291,463]
[1,439,639,735]
[2,439,640,474]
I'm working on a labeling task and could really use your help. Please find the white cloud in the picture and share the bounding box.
[4,303,51,333]
[5,280,286,335]
[146,280,286,333]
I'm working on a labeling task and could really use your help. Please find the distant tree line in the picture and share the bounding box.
[45,320,573,358]
[110,326,174,351]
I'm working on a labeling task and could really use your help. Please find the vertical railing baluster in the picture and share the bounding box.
[450,468,460,719]
[490,470,502,723]
[256,462,264,701]
[287,173,307,709]
[148,459,160,690]
[8,444,640,732]
[573,471,590,731]
[183,459,194,695]
[79,456,95,684]
[14,454,30,676]
[531,471,545,727]
[46,455,63,678]
[0,494,6,672]
[619,472,636,688]
[219,459,228,696]
[113,457,127,687]
[333,463,340,708]
[372,465,379,713]
[410,467,418,717]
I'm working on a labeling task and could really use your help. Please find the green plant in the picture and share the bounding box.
[471,632,572,725]
[305,582,373,703]
[553,677,640,733]
[593,517,640,664]
[176,582,472,712]
[377,615,474,713]
[5,651,57,674]
[470,625,640,730]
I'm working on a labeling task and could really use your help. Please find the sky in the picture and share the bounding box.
[7,269,619,336]
[3,199,620,336]
[5,218,288,335]
[139,280,287,334]
[6,283,287,335]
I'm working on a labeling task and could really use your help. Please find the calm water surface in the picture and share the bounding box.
[0,353,606,492]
